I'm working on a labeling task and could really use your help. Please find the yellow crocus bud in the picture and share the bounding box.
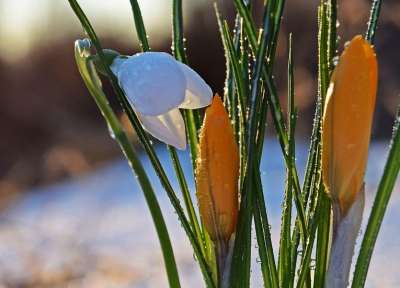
[322,35,377,216]
[196,95,239,242]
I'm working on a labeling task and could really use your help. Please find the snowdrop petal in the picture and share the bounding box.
[136,108,186,150]
[177,62,213,109]
[110,57,128,76]
[117,52,186,116]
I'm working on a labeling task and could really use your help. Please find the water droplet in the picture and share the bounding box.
[332,56,339,66]
[107,124,116,139]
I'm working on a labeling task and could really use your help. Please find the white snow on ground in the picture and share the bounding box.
[0,141,398,287]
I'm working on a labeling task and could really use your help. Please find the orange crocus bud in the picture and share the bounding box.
[196,95,239,242]
[322,35,377,216]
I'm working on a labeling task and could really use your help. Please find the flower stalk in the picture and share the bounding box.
[74,39,181,287]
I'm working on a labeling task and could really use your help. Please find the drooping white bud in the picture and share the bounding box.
[110,52,213,149]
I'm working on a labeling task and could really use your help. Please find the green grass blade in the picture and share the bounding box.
[278,34,295,288]
[318,4,330,101]
[239,26,250,110]
[172,0,200,156]
[172,0,202,172]
[241,5,280,287]
[255,0,285,161]
[221,18,248,177]
[67,1,214,286]
[233,0,308,246]
[278,142,295,288]
[313,2,335,286]
[224,14,240,123]
[168,147,205,257]
[254,169,280,288]
[301,4,327,216]
[215,7,246,122]
[232,0,285,148]
[296,186,323,288]
[224,13,242,143]
[366,0,383,44]
[255,87,268,161]
[74,41,180,287]
[233,1,309,283]
[253,173,273,288]
[170,0,206,258]
[232,0,257,54]
[314,192,331,287]
[327,0,337,70]
[229,175,252,288]
[291,3,335,286]
[266,0,285,65]
[172,0,187,63]
[246,1,272,168]
[128,0,150,51]
[263,69,308,246]
[351,108,400,288]
[182,109,200,167]
[215,4,247,190]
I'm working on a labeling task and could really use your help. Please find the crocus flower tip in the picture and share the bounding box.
[196,95,239,242]
[322,34,377,216]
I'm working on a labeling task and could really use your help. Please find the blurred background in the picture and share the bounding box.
[0,0,399,287]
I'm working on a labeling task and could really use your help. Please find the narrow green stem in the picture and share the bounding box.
[74,42,180,287]
[254,170,279,288]
[128,0,150,51]
[296,186,323,288]
[229,175,252,288]
[170,0,206,261]
[352,110,400,288]
[172,0,201,172]
[215,7,246,128]
[279,34,295,288]
[253,185,273,288]
[314,192,331,287]
[168,147,205,258]
[172,0,187,63]
[215,4,247,195]
[366,0,383,44]
[310,4,335,287]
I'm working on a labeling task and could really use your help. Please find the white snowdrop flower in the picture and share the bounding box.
[110,52,213,150]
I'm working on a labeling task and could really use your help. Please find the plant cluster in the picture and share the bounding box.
[69,0,399,287]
